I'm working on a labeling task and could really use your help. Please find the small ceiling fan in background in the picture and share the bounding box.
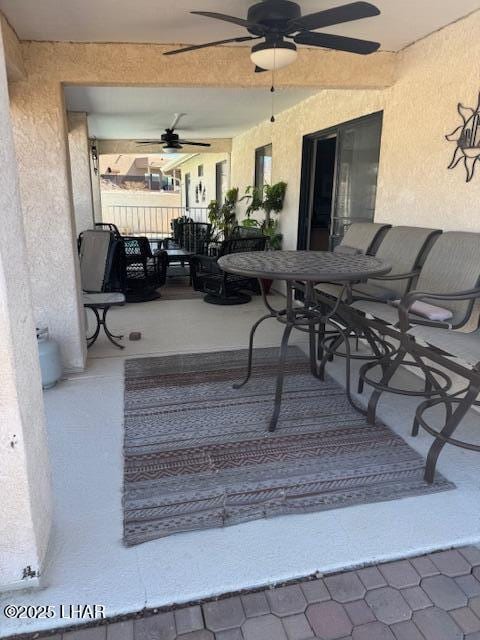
[164,1,381,72]
[136,113,212,153]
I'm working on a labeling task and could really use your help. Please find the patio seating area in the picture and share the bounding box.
[3,2,480,638]
[2,293,480,639]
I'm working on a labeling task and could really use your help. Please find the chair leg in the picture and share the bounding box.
[424,383,480,483]
[366,347,407,425]
[319,333,343,381]
[102,307,124,349]
[86,307,101,347]
[317,319,325,361]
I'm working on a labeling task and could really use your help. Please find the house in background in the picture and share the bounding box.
[163,152,230,210]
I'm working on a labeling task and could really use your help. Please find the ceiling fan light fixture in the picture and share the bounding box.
[250,40,297,71]
[163,145,180,154]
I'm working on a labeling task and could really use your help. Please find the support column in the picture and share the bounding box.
[0,26,52,591]
[8,75,86,371]
[67,112,95,235]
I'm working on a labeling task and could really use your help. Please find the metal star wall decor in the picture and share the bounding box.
[446,93,480,182]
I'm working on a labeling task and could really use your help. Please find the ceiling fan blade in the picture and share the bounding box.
[288,2,380,32]
[136,140,162,144]
[294,31,380,54]
[255,65,268,73]
[177,141,212,147]
[170,113,186,131]
[164,36,259,56]
[190,11,262,32]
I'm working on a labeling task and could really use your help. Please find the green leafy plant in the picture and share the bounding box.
[208,187,239,239]
[240,181,287,249]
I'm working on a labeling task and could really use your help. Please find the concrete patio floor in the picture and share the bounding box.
[1,292,480,638]
[8,545,480,640]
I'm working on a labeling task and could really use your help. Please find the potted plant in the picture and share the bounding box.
[207,187,239,241]
[261,181,287,250]
[241,181,287,292]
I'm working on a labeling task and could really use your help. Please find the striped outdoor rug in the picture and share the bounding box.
[123,347,453,546]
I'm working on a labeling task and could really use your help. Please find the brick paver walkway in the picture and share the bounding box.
[10,547,480,640]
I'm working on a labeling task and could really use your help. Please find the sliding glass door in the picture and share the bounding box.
[330,113,383,246]
[297,111,383,250]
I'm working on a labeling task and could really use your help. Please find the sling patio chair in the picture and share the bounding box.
[334,221,391,255]
[351,231,480,425]
[403,316,480,482]
[315,222,392,300]
[78,229,126,349]
[314,226,441,374]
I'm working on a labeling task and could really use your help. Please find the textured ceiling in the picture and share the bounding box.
[64,86,318,139]
[1,0,479,51]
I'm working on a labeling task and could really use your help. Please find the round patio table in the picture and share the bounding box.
[218,250,391,431]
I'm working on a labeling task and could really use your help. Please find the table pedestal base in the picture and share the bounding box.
[234,281,343,431]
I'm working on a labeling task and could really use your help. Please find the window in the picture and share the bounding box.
[198,165,204,177]
[254,144,272,188]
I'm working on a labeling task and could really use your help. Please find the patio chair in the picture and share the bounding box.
[353,231,480,424]
[317,226,441,304]
[163,216,194,250]
[122,236,168,302]
[336,221,391,255]
[404,322,480,482]
[191,235,267,305]
[78,229,126,349]
[94,222,121,237]
[182,222,212,255]
[314,222,392,302]
[314,226,441,373]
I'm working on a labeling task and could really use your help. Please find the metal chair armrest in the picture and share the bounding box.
[397,287,480,332]
[373,269,420,282]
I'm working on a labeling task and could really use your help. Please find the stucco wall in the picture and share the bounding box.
[231,10,480,248]
[67,112,94,235]
[231,90,385,249]
[9,76,87,371]
[5,39,393,371]
[375,10,480,230]
[177,153,230,209]
[0,27,51,591]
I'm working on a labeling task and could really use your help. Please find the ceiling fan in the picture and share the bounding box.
[136,113,212,153]
[164,1,381,72]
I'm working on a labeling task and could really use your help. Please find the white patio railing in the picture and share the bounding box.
[103,206,209,239]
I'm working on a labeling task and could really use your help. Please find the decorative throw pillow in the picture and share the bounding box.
[392,299,453,321]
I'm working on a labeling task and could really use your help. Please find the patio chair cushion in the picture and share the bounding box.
[409,325,480,367]
[353,299,454,329]
[79,230,112,291]
[83,292,125,307]
[391,299,453,322]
